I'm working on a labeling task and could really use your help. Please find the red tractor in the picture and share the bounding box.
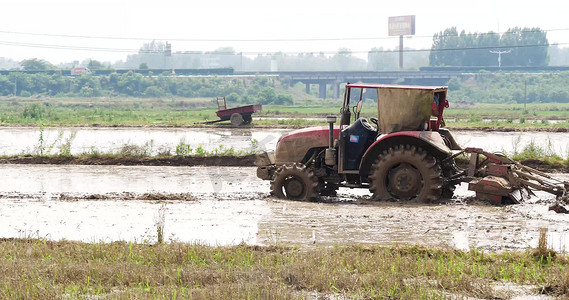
[256,83,462,202]
[256,83,569,204]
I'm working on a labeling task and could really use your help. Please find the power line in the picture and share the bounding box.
[0,28,568,43]
[0,39,566,56]
[0,41,137,52]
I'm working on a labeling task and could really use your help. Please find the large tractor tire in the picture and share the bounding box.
[369,145,442,202]
[270,163,319,201]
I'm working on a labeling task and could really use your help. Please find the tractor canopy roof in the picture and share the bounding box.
[345,83,447,92]
[344,83,448,133]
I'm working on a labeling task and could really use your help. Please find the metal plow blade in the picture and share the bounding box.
[462,147,569,206]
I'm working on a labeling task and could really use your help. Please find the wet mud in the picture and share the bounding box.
[0,154,256,167]
[1,164,568,253]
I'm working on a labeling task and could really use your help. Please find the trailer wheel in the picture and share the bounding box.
[242,114,252,125]
[230,113,243,126]
[270,163,319,201]
[369,145,442,202]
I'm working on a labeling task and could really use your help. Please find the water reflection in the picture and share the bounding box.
[0,127,567,157]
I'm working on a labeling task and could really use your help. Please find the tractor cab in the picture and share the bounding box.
[337,84,453,175]
[340,83,448,133]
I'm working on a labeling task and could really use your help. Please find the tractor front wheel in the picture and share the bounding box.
[270,163,319,201]
[369,145,442,202]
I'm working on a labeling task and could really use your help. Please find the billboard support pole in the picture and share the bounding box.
[388,15,415,70]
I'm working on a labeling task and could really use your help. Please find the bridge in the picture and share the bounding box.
[274,71,470,98]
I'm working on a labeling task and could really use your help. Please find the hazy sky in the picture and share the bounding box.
[2,0,568,64]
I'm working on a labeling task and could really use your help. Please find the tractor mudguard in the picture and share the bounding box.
[274,126,340,165]
[438,128,462,150]
[359,131,452,179]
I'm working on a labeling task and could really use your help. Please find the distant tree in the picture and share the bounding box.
[225,92,240,103]
[429,27,548,67]
[500,27,548,66]
[87,60,109,70]
[257,87,277,104]
[549,45,569,66]
[0,57,19,70]
[333,48,352,70]
[274,94,293,105]
[211,47,236,55]
[20,58,54,71]
[139,40,166,54]
[429,27,462,66]
[368,47,398,70]
[139,63,149,69]
[143,86,165,97]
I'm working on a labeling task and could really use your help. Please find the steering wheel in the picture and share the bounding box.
[369,117,379,128]
[360,118,376,131]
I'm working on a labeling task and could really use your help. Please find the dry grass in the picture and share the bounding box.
[0,239,568,299]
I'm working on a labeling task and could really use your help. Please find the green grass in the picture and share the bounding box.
[1,96,568,129]
[0,238,566,299]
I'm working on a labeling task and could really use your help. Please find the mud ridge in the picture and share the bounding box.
[56,192,198,202]
[447,126,569,132]
[0,155,256,167]
[0,154,567,173]
[455,157,569,173]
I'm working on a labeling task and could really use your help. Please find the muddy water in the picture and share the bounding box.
[0,127,568,156]
[0,127,287,155]
[454,130,569,157]
[1,164,568,252]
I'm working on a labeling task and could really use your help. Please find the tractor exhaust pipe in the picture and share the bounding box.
[325,115,337,166]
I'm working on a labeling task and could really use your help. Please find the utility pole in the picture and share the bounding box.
[524,78,527,110]
[489,49,511,67]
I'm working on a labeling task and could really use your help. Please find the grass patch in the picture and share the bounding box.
[0,239,567,299]
[509,138,567,166]
[3,96,569,129]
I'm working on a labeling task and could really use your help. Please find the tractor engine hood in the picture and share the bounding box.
[275,126,340,165]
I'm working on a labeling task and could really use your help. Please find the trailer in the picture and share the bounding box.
[203,97,262,126]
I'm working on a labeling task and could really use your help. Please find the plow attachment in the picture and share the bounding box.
[449,147,569,206]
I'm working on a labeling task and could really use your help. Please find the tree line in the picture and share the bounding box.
[0,72,293,104]
[3,70,569,104]
[448,72,569,103]
[430,27,549,67]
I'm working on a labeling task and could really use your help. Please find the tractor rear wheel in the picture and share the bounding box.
[369,145,442,202]
[230,113,243,126]
[270,163,319,201]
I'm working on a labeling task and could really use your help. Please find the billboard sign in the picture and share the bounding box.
[388,15,416,36]
[70,67,91,75]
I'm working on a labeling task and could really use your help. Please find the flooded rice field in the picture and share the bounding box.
[1,164,568,252]
[0,127,288,155]
[0,126,568,156]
